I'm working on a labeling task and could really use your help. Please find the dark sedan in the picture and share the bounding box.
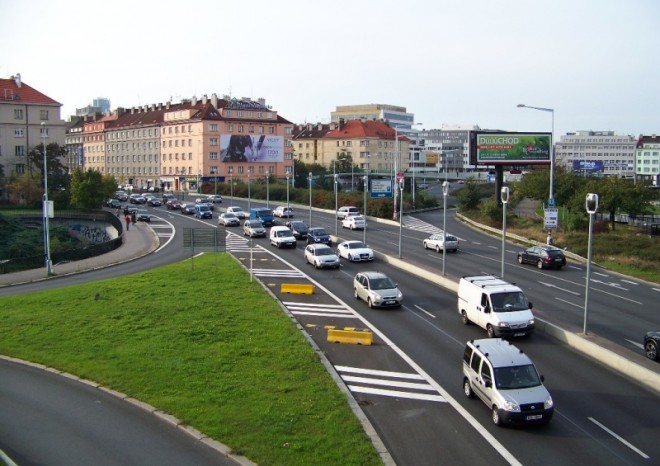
[166,200,182,210]
[286,220,309,240]
[517,245,566,270]
[644,331,660,361]
[181,203,196,215]
[147,198,162,207]
[307,227,331,246]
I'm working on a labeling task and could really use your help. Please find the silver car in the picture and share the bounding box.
[422,233,459,253]
[243,219,266,238]
[304,244,340,269]
[353,271,403,308]
[218,212,240,226]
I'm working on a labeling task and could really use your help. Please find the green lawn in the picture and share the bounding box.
[0,254,382,466]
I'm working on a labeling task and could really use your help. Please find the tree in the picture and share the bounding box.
[336,150,354,174]
[455,179,483,210]
[69,169,116,209]
[27,143,68,193]
[595,177,654,231]
[6,173,42,206]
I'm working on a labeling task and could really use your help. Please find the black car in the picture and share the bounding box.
[517,245,566,270]
[644,331,660,361]
[286,220,309,240]
[307,227,331,246]
[105,198,122,209]
[181,203,196,215]
[123,204,138,215]
[147,198,162,207]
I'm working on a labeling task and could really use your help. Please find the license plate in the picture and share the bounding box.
[385,300,395,305]
[526,414,542,420]
[514,332,525,337]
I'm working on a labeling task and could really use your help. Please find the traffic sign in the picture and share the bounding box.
[396,172,405,182]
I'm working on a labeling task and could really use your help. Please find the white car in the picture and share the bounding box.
[336,240,374,262]
[337,206,359,219]
[422,233,459,253]
[226,206,246,219]
[353,271,403,308]
[341,215,365,230]
[218,212,240,226]
[304,244,340,269]
[273,206,293,218]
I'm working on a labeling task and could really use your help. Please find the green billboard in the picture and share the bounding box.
[475,132,551,165]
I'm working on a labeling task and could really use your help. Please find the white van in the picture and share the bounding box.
[463,338,554,426]
[337,206,359,219]
[457,275,534,338]
[269,226,297,249]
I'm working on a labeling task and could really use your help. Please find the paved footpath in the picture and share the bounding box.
[0,221,159,287]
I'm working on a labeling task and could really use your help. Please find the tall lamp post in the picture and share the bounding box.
[308,172,313,227]
[334,174,339,237]
[266,172,270,208]
[441,181,449,276]
[583,193,599,334]
[247,172,251,212]
[363,172,368,245]
[286,173,290,211]
[500,187,510,279]
[41,122,52,275]
[398,178,404,258]
[517,103,555,207]
[393,126,400,220]
[229,170,234,205]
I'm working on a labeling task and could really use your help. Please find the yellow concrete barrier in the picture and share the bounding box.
[327,328,373,345]
[280,283,315,295]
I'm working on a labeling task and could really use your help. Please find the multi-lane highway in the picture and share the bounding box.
[2,198,659,465]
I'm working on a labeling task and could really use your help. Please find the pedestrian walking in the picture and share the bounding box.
[116,206,122,216]
[125,213,131,231]
[546,231,553,245]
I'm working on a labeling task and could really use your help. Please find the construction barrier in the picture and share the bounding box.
[327,328,373,346]
[280,283,315,295]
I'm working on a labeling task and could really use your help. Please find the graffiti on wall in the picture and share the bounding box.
[69,223,112,244]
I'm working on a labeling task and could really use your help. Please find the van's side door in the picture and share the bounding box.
[477,292,491,330]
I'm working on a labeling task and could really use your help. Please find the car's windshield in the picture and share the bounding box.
[369,277,395,290]
[490,292,529,312]
[348,242,365,249]
[316,247,333,256]
[494,364,541,389]
[249,221,261,227]
[311,228,327,235]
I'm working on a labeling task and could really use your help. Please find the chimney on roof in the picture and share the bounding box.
[166,101,170,109]
[317,123,323,131]
[117,107,125,117]
[192,96,197,106]
[211,93,218,108]
[202,94,208,105]
[13,73,21,88]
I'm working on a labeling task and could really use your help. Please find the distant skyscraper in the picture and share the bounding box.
[76,97,111,117]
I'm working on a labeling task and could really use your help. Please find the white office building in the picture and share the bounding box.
[555,131,636,178]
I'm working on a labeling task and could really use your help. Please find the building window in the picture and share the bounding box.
[16,163,26,174]
[14,109,23,120]
[226,110,232,117]
[248,126,254,133]
[14,129,24,137]
[237,111,243,117]
[258,126,264,133]
[210,138,218,146]
[269,127,274,134]
[227,124,233,132]
[209,152,218,160]
[15,145,26,156]
[238,125,244,133]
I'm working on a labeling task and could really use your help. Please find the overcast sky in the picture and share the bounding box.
[2,0,658,138]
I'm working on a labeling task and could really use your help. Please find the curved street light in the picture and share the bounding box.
[442,181,449,276]
[398,178,405,258]
[247,172,251,212]
[363,173,368,245]
[308,172,313,227]
[500,186,510,279]
[583,193,599,334]
[286,173,290,211]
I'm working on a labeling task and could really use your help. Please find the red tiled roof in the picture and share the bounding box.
[0,77,61,106]
[324,119,409,141]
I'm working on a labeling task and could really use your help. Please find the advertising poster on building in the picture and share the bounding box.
[475,132,551,165]
[220,135,283,163]
[572,160,604,173]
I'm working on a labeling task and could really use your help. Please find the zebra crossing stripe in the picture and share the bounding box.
[336,366,446,402]
[284,301,358,318]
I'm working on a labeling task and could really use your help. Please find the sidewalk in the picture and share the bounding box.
[0,221,159,287]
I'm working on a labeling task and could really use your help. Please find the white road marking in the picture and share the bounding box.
[539,281,581,296]
[555,297,583,308]
[621,279,638,285]
[588,417,649,459]
[348,385,446,402]
[625,339,644,350]
[414,304,436,318]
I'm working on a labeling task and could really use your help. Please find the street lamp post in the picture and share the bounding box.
[398,179,404,258]
[517,104,555,207]
[266,172,270,208]
[247,172,251,212]
[442,181,449,276]
[229,170,234,205]
[583,193,599,334]
[308,172,313,227]
[393,126,399,220]
[500,187,510,279]
[363,172,368,245]
[286,173,290,211]
[41,122,52,275]
[334,174,339,237]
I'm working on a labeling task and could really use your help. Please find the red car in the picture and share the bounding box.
[166,199,182,210]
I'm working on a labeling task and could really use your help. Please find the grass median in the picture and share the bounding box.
[0,253,382,466]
